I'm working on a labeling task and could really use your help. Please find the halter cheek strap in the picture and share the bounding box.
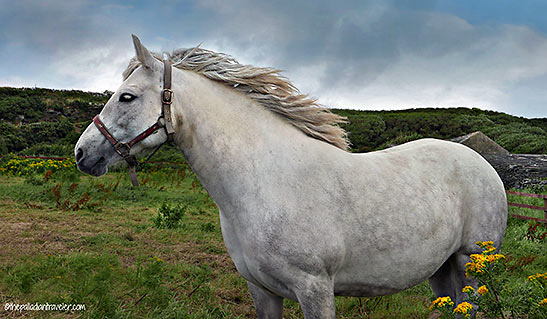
[162,59,175,139]
[93,59,175,186]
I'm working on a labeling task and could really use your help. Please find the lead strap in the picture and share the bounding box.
[128,165,139,186]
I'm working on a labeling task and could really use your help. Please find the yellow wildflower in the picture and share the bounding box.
[465,254,488,278]
[528,272,547,282]
[485,254,505,264]
[476,241,494,248]
[430,296,454,311]
[484,246,496,253]
[462,286,475,294]
[477,285,488,296]
[453,301,473,318]
[539,298,547,307]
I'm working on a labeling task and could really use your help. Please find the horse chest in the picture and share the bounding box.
[218,210,258,282]
[218,209,318,299]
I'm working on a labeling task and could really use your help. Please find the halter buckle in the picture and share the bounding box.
[114,142,131,158]
[161,89,173,104]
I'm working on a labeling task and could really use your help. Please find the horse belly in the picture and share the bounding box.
[332,244,455,297]
[332,248,449,297]
[331,204,464,297]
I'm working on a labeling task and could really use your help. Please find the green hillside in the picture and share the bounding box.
[0,87,545,156]
[334,108,547,153]
[0,87,109,155]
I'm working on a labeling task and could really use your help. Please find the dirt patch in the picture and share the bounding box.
[0,220,72,263]
[0,205,104,265]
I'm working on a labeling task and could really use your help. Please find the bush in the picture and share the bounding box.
[0,119,76,154]
[383,132,423,147]
[343,115,386,152]
[19,143,75,157]
[0,136,7,154]
[153,203,187,229]
[24,175,45,186]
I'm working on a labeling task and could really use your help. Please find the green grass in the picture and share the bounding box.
[0,169,545,318]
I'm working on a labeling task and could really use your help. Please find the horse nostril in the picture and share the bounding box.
[76,148,84,163]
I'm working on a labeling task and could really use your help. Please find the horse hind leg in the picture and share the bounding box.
[428,253,477,305]
[292,277,336,319]
[248,281,284,319]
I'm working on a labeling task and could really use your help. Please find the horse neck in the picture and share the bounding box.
[171,70,310,207]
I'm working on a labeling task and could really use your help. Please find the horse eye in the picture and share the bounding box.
[119,93,137,102]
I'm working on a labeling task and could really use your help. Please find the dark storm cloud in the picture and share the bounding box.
[0,0,546,117]
[192,0,547,117]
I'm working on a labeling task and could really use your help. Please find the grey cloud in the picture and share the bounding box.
[0,0,545,117]
[0,0,135,90]
[192,0,547,117]
[2,1,107,53]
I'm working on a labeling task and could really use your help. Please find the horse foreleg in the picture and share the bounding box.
[248,281,284,319]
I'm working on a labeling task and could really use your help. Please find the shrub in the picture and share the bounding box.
[384,132,423,147]
[153,203,187,229]
[24,175,44,186]
[19,143,75,157]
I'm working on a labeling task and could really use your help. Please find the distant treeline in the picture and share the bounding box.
[0,87,545,156]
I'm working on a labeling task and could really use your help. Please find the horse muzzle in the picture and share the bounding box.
[75,147,108,176]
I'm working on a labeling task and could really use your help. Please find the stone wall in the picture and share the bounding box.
[449,131,546,189]
[482,154,547,189]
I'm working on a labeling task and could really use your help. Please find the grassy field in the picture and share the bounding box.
[0,165,545,318]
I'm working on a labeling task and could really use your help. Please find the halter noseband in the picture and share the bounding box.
[93,60,175,186]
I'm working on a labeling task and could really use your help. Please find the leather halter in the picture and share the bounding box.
[93,60,175,186]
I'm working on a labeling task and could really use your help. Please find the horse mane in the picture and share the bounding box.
[123,48,349,150]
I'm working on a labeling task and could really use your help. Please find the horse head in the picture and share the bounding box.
[75,35,173,180]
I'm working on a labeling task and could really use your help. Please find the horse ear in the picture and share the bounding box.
[131,34,156,69]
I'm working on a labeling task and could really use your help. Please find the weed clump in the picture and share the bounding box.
[153,203,187,229]
[24,174,44,186]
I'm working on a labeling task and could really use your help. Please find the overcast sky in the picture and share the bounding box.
[1,0,546,118]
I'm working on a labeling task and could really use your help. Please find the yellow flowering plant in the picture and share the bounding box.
[429,297,474,319]
[461,241,545,319]
[453,302,473,318]
[477,285,488,296]
[527,272,547,287]
[464,241,505,279]
[0,154,77,177]
[462,286,474,294]
[431,241,546,319]
[429,296,455,318]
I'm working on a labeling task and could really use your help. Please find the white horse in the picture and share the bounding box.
[75,35,507,318]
